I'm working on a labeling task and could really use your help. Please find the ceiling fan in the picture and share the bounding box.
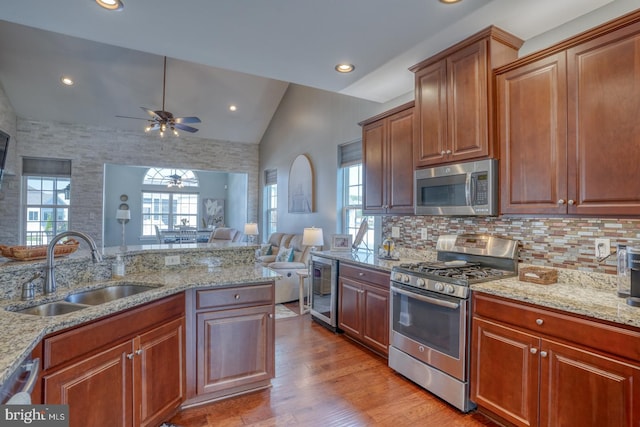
[116,56,201,136]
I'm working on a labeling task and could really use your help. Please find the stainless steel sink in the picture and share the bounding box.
[64,284,157,305]
[13,301,88,316]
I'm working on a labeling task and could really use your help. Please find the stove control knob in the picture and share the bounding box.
[403,274,411,283]
[393,272,403,282]
[434,282,444,292]
[416,278,426,288]
[445,284,455,294]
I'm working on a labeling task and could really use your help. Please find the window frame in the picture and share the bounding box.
[23,176,71,246]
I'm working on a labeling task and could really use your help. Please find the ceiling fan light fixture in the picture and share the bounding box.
[96,0,124,11]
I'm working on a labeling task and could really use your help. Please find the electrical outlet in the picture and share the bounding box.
[421,228,429,240]
[391,227,400,238]
[165,255,180,266]
[595,238,610,258]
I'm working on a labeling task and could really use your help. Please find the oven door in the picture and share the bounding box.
[390,283,468,381]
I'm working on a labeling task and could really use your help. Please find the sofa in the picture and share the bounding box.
[256,232,319,304]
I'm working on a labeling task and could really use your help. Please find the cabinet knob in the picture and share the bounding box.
[418,345,425,352]
[446,150,452,154]
[135,349,143,356]
[530,348,538,354]
[557,199,566,205]
[127,353,135,360]
[269,314,273,319]
[234,294,240,300]
[358,272,365,277]
[441,151,446,155]
[568,199,575,205]
[536,318,544,326]
[540,351,548,358]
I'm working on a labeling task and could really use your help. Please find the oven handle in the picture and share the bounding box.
[391,285,460,309]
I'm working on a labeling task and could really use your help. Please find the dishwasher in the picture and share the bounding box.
[0,355,40,404]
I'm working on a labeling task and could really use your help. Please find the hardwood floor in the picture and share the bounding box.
[169,307,499,427]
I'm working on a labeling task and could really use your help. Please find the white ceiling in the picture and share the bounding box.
[0,0,620,143]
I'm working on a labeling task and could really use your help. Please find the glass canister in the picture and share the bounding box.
[617,244,630,297]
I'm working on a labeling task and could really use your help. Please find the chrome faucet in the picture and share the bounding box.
[44,231,103,295]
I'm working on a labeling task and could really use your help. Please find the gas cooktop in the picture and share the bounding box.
[394,262,515,283]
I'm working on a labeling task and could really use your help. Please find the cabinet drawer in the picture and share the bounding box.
[196,284,273,310]
[339,263,390,289]
[43,293,185,370]
[473,292,640,362]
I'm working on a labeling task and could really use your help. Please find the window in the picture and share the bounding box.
[141,168,199,237]
[23,158,72,245]
[339,141,373,252]
[264,169,277,237]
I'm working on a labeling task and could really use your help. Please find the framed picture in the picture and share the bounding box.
[331,234,352,251]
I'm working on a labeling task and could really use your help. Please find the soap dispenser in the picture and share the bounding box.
[112,254,125,278]
[617,244,630,297]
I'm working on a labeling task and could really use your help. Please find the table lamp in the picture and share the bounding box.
[244,223,259,244]
[116,209,131,251]
[302,227,324,252]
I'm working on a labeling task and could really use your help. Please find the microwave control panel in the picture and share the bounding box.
[472,172,489,206]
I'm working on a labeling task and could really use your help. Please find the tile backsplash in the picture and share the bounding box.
[382,216,640,275]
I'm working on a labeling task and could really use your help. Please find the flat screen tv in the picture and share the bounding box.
[0,129,9,190]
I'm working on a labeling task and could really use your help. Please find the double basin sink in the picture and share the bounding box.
[9,284,157,316]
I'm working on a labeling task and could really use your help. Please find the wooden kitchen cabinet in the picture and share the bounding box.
[411,26,522,168]
[471,292,640,427]
[41,294,186,427]
[360,102,414,215]
[338,263,390,356]
[497,11,640,216]
[184,283,275,407]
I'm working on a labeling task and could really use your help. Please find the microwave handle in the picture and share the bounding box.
[469,173,477,206]
[465,173,472,206]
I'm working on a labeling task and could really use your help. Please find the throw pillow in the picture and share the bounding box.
[259,244,272,256]
[275,246,294,263]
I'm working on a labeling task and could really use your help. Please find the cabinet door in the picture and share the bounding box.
[540,339,640,427]
[361,283,389,356]
[362,120,386,213]
[386,107,415,214]
[197,305,274,395]
[414,59,448,167]
[135,317,185,427]
[338,277,362,338]
[44,341,134,427]
[498,52,568,214]
[447,39,489,163]
[567,21,640,215]
[471,317,539,427]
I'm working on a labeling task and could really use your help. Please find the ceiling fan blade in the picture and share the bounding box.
[174,123,199,133]
[141,107,162,120]
[116,115,150,121]
[174,116,201,124]
[147,123,160,131]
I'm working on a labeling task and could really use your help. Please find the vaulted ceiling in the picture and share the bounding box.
[0,0,620,143]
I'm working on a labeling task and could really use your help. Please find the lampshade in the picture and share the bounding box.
[303,227,324,247]
[116,209,131,221]
[244,223,259,236]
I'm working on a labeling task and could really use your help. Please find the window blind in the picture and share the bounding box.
[22,157,72,177]
[338,140,362,167]
[264,169,277,186]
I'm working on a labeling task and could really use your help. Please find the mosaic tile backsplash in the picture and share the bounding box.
[382,216,640,275]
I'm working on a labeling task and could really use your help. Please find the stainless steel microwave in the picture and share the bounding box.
[414,159,497,216]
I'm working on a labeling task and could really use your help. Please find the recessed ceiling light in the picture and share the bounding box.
[229,105,237,112]
[95,0,124,11]
[61,76,74,86]
[335,64,355,73]
[439,0,462,3]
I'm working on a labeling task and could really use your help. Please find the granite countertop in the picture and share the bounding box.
[312,249,435,272]
[0,263,278,388]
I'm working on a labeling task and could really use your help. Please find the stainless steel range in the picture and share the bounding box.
[388,234,518,412]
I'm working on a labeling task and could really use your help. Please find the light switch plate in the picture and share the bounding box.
[595,238,610,258]
[421,228,428,240]
[391,227,400,238]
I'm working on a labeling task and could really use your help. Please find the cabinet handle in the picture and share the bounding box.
[568,199,575,205]
[540,351,548,358]
[126,353,135,360]
[135,349,143,356]
[440,151,446,156]
[358,272,365,277]
[234,294,240,300]
[269,313,274,318]
[557,199,566,205]
[535,318,544,326]
[530,348,538,354]
[446,150,452,154]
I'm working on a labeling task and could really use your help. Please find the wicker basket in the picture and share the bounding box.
[519,266,558,285]
[0,239,80,261]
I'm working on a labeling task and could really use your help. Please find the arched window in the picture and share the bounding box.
[141,168,199,237]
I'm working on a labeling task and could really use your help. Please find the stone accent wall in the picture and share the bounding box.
[0,119,259,247]
[383,216,640,275]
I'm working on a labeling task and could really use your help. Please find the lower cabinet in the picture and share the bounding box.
[184,283,275,406]
[471,292,640,427]
[338,263,390,356]
[41,294,186,427]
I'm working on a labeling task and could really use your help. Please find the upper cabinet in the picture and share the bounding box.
[410,27,522,168]
[360,102,415,215]
[498,10,640,216]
